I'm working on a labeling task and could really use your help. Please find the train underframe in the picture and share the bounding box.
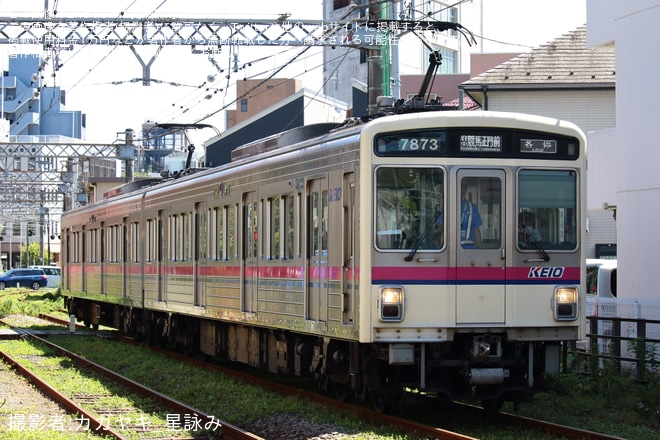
[66,297,548,412]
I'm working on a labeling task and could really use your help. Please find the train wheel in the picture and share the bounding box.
[371,392,391,413]
[481,397,504,413]
[333,381,354,403]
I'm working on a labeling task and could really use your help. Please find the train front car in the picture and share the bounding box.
[358,111,586,411]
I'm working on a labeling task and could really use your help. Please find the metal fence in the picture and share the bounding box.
[572,297,660,380]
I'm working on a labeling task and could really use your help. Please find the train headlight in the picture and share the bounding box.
[553,286,578,320]
[379,286,404,322]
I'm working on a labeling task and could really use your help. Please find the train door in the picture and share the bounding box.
[243,192,258,313]
[81,225,87,292]
[194,202,206,307]
[100,223,105,293]
[341,172,356,325]
[157,210,165,302]
[122,218,128,297]
[455,169,506,325]
[307,178,328,323]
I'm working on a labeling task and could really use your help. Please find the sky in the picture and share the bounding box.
[0,0,586,145]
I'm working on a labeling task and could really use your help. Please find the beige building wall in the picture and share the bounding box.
[226,79,302,128]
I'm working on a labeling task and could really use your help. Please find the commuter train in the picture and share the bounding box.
[61,109,586,411]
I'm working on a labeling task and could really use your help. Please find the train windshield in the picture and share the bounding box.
[375,167,444,250]
[517,169,578,251]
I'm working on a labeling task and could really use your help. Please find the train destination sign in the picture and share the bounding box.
[459,134,503,152]
[520,139,558,154]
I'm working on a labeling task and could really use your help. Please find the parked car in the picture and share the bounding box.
[0,268,48,290]
[586,259,617,298]
[29,265,61,288]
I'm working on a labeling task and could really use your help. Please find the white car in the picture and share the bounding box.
[586,259,617,298]
[29,265,61,288]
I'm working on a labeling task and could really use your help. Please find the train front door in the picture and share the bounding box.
[455,169,506,325]
[307,178,328,323]
[243,192,258,313]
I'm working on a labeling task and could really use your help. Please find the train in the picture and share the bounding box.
[61,108,586,412]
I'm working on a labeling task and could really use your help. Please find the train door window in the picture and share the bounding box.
[130,222,139,263]
[518,169,577,251]
[100,223,105,264]
[228,204,236,260]
[375,167,444,250]
[322,189,328,255]
[168,216,174,261]
[146,219,154,262]
[268,196,281,260]
[196,204,207,261]
[296,193,303,258]
[157,211,164,263]
[283,195,295,260]
[169,215,176,261]
[458,176,501,250]
[246,200,258,259]
[210,207,221,261]
[82,226,87,265]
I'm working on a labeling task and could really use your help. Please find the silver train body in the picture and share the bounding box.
[62,110,586,410]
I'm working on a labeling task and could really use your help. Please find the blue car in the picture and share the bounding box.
[0,268,48,290]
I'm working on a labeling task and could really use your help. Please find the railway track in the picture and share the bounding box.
[0,317,261,440]
[4,314,628,440]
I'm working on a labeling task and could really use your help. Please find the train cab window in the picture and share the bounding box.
[518,169,577,251]
[375,167,444,250]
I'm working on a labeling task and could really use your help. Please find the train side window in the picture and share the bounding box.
[108,225,119,263]
[72,230,80,263]
[183,212,190,261]
[89,228,98,263]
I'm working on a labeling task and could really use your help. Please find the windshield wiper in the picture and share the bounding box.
[405,209,443,262]
[520,224,550,261]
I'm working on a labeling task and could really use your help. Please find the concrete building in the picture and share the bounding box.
[2,53,86,139]
[587,0,660,300]
[0,53,87,268]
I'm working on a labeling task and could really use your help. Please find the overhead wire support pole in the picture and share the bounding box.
[0,17,473,49]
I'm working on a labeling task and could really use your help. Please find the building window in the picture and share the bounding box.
[241,99,248,112]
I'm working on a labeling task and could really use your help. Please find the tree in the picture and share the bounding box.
[19,242,52,267]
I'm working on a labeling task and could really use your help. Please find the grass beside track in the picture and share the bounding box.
[2,288,660,439]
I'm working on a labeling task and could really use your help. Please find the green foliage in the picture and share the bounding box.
[17,242,55,267]
[0,288,63,319]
